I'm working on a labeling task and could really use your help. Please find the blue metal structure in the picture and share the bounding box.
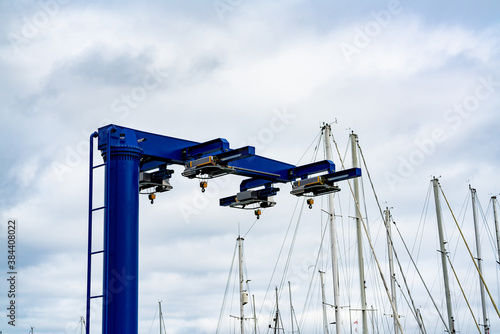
[87,124,361,334]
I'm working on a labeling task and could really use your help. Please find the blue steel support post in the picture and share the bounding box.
[102,128,143,334]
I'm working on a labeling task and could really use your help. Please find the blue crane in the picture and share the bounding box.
[86,124,361,334]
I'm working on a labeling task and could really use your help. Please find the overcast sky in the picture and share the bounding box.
[1,1,500,333]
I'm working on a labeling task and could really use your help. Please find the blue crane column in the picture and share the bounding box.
[102,129,143,334]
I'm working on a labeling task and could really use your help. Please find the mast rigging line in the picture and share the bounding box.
[355,140,444,334]
[476,194,499,265]
[438,184,500,319]
[446,255,482,333]
[331,133,404,334]
[449,190,471,265]
[298,219,330,332]
[260,127,327,325]
[258,196,305,321]
[393,276,427,334]
[352,201,404,334]
[338,133,430,332]
[216,242,238,334]
[411,181,433,270]
[147,305,159,334]
[392,221,450,332]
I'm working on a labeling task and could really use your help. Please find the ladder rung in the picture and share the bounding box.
[92,206,106,212]
[92,163,106,169]
[91,250,105,255]
[90,295,104,299]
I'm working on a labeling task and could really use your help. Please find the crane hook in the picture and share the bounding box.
[307,198,314,209]
[148,193,156,204]
[200,181,208,193]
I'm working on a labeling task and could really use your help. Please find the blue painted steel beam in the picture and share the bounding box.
[98,125,198,165]
[182,138,230,159]
[324,167,361,182]
[238,160,337,191]
[229,156,294,182]
[217,146,255,163]
[288,160,336,179]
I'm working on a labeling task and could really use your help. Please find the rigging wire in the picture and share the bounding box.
[410,182,432,269]
[331,134,405,334]
[298,220,330,332]
[392,221,451,332]
[244,218,260,238]
[477,195,499,264]
[147,305,159,334]
[259,127,325,333]
[278,201,307,298]
[242,241,261,334]
[446,254,482,333]
[349,184,405,334]
[356,140,431,333]
[258,196,304,322]
[216,242,238,334]
[438,184,500,318]
[393,276,425,334]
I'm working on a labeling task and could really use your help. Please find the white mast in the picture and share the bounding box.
[470,187,489,333]
[274,287,280,334]
[431,178,455,333]
[350,133,368,334]
[158,301,165,334]
[80,316,85,334]
[320,270,330,334]
[323,123,341,334]
[289,281,294,334]
[238,236,246,334]
[384,208,399,334]
[253,294,257,334]
[492,196,500,265]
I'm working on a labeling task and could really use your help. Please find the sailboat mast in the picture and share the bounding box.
[80,316,85,334]
[470,187,489,334]
[431,178,455,333]
[350,133,368,334]
[320,271,331,334]
[289,281,294,334]
[416,309,427,334]
[384,208,398,334]
[238,236,245,334]
[253,294,257,334]
[323,123,341,334]
[158,301,164,334]
[492,196,500,265]
[274,287,280,334]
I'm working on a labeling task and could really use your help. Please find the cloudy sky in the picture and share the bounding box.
[1,0,500,333]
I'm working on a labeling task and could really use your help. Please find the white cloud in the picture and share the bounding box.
[1,2,499,333]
